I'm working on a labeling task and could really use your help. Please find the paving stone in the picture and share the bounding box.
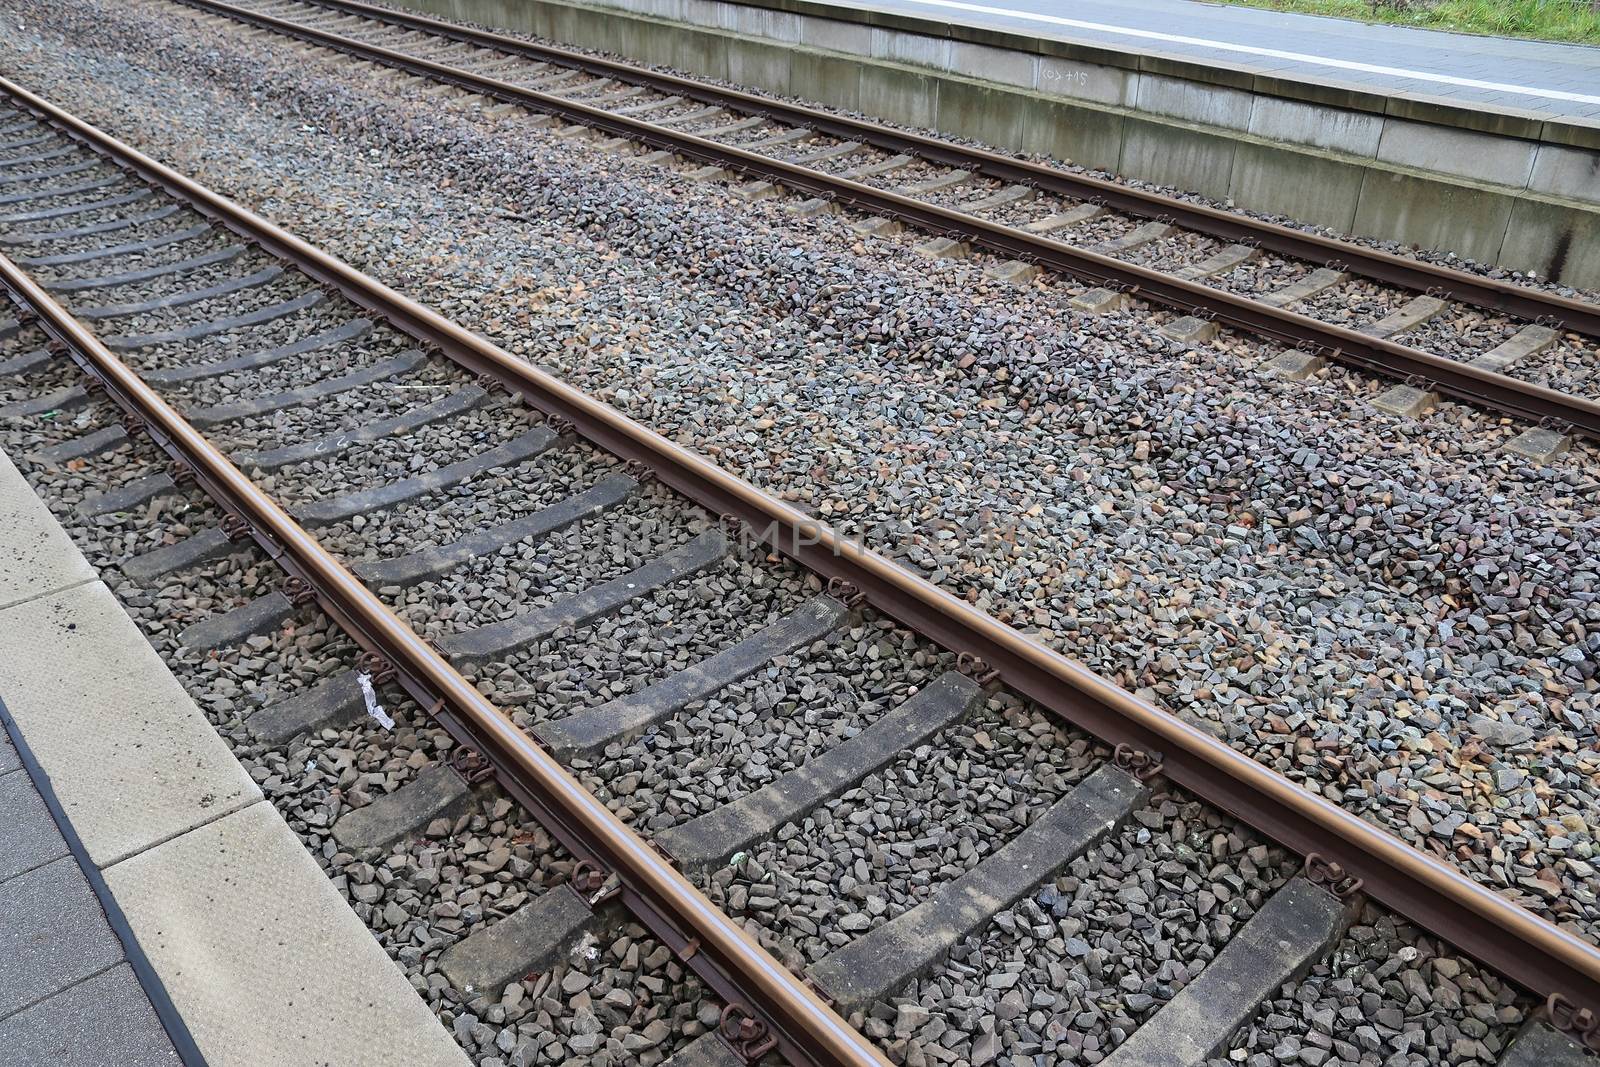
[0,770,69,882]
[331,763,472,852]
[1101,878,1350,1066]
[0,856,122,1018]
[0,734,18,776]
[0,963,180,1067]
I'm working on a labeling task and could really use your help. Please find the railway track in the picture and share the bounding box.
[1,73,1598,1067]
[159,0,1600,460]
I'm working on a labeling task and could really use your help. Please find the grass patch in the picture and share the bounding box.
[1214,0,1600,45]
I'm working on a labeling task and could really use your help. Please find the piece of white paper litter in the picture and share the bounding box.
[357,671,395,730]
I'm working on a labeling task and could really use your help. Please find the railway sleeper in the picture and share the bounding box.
[231,383,487,470]
[436,882,613,997]
[72,263,281,319]
[1469,323,1559,373]
[0,173,124,207]
[1174,242,1258,281]
[330,762,475,852]
[1,203,183,246]
[184,346,424,426]
[1259,266,1347,309]
[293,422,557,524]
[654,671,982,873]
[810,764,1148,1014]
[106,287,325,350]
[142,317,374,385]
[0,135,60,157]
[1096,220,1174,256]
[121,524,240,583]
[0,345,48,377]
[77,471,182,519]
[247,668,371,745]
[354,471,637,587]
[0,145,86,171]
[0,158,100,187]
[441,528,729,665]
[0,187,153,226]
[537,593,850,759]
[24,224,221,271]
[179,587,299,653]
[1360,294,1447,340]
[1100,876,1353,1067]
[31,424,129,465]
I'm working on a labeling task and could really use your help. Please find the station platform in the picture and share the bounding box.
[0,449,469,1067]
[808,0,1600,123]
[400,0,1600,286]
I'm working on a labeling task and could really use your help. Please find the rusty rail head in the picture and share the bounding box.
[0,248,889,1067]
[198,0,1600,340]
[4,72,1599,1030]
[161,0,1600,441]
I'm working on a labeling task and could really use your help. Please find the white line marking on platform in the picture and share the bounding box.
[882,0,1600,107]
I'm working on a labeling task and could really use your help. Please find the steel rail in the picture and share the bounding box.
[5,74,1598,1032]
[0,90,888,1067]
[169,0,1600,442]
[217,0,1600,340]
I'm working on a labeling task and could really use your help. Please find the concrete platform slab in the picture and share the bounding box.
[105,800,470,1067]
[0,580,260,867]
[0,447,95,611]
